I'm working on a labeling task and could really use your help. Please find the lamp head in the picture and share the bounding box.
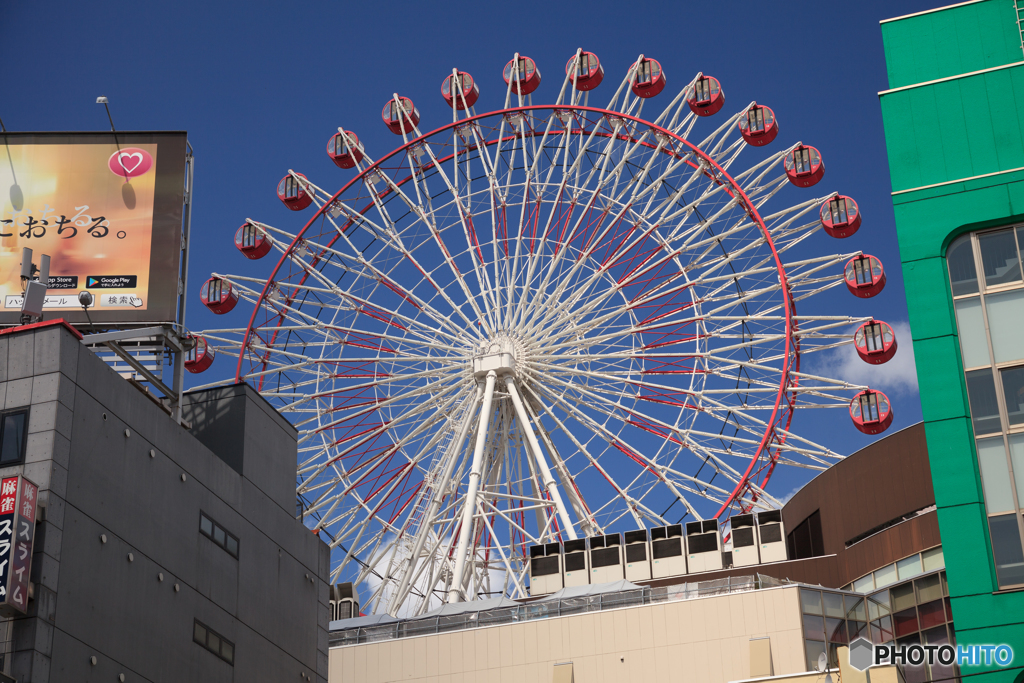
[78,291,94,307]
[96,96,108,104]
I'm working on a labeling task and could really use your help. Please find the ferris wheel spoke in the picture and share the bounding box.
[320,209,477,344]
[521,383,645,530]
[222,256,470,348]
[270,366,457,417]
[529,372,770,500]
[308,401,463,533]
[514,136,626,326]
[332,457,421,577]
[387,163,499,335]
[527,378,715,516]
[307,382,468,466]
[527,205,714,338]
[291,374,461,436]
[295,373,465,463]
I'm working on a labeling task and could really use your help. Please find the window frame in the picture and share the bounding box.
[800,573,955,676]
[199,511,240,559]
[193,619,234,665]
[948,224,1024,590]
[0,409,30,466]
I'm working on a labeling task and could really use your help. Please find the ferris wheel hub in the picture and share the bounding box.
[471,334,521,379]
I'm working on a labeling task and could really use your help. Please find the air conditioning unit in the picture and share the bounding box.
[624,529,652,582]
[563,538,590,587]
[686,520,723,573]
[650,524,687,579]
[757,510,787,563]
[529,542,564,596]
[730,513,760,567]
[589,533,624,583]
[329,582,360,621]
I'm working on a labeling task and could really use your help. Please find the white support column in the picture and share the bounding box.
[504,376,578,541]
[448,371,498,603]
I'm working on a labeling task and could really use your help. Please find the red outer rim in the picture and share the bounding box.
[235,105,797,519]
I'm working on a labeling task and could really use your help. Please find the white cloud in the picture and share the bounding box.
[778,485,803,506]
[810,321,920,398]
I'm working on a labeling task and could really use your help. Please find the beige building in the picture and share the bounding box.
[328,425,953,683]
[329,583,810,683]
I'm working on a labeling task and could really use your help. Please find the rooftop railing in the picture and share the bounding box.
[329,574,789,647]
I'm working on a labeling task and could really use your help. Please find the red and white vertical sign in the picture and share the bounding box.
[0,476,37,615]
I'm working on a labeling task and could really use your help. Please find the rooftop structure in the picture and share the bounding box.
[0,320,329,682]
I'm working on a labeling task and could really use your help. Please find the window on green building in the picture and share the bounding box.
[948,228,1024,589]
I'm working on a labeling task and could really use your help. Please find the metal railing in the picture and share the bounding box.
[329,574,789,647]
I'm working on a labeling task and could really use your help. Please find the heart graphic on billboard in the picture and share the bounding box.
[107,147,153,178]
[119,153,143,173]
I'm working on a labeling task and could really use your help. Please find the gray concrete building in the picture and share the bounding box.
[0,320,329,682]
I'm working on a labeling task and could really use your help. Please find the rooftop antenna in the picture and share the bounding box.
[19,247,48,325]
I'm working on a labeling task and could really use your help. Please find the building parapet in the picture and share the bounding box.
[330,574,790,648]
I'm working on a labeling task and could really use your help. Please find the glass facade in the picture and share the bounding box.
[948,228,1024,589]
[802,569,955,682]
[842,546,944,593]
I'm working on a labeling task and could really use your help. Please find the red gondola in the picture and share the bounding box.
[503,56,542,96]
[688,76,725,116]
[382,97,420,135]
[234,222,272,259]
[820,195,862,239]
[327,131,364,169]
[565,51,604,91]
[184,336,214,374]
[199,277,238,315]
[738,105,778,146]
[844,255,886,298]
[854,320,898,365]
[277,173,312,211]
[630,58,666,98]
[784,145,825,187]
[850,390,894,435]
[442,71,479,110]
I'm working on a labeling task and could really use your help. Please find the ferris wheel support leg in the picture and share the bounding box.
[389,388,481,614]
[505,376,579,542]
[448,371,499,603]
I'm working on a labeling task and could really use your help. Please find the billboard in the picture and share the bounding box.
[0,132,188,325]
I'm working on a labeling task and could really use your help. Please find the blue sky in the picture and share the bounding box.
[3,0,944,505]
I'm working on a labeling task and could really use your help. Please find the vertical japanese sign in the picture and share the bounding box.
[0,478,18,612]
[0,476,37,616]
[0,132,187,325]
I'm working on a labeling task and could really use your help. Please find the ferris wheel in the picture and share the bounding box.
[191,50,897,615]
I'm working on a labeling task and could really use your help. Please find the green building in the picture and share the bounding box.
[879,0,1024,677]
